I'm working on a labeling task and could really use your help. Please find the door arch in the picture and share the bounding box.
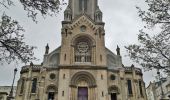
[70,71,97,100]
[46,85,57,100]
[108,85,119,100]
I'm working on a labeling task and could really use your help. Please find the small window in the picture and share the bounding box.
[65,29,68,37]
[127,80,133,95]
[102,91,104,97]
[100,55,102,62]
[64,54,66,61]
[63,74,65,79]
[101,74,103,80]
[110,75,116,80]
[31,78,37,93]
[62,91,64,96]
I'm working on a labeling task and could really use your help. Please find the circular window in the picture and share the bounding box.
[80,25,86,32]
[50,73,56,80]
[77,42,89,53]
[110,74,116,80]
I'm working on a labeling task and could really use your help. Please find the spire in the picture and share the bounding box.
[116,45,120,55]
[131,64,134,68]
[95,6,102,13]
[95,6,103,22]
[64,6,72,21]
[65,0,98,20]
[45,44,49,55]
[30,62,33,66]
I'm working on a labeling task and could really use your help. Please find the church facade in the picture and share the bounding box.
[15,0,147,100]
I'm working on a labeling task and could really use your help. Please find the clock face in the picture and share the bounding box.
[77,42,89,53]
[80,25,86,32]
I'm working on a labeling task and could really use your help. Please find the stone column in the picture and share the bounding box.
[89,88,91,100]
[71,87,76,100]
[70,87,74,100]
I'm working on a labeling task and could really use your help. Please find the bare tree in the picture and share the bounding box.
[20,0,66,22]
[1,0,65,22]
[125,0,170,73]
[0,0,65,64]
[0,14,36,64]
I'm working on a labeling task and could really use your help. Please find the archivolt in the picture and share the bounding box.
[46,84,58,93]
[71,34,96,46]
[70,71,96,88]
[108,85,120,94]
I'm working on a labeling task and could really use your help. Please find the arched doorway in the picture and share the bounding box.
[70,71,96,100]
[46,85,57,100]
[108,86,119,100]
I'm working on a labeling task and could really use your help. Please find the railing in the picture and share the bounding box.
[21,65,42,73]
[124,67,142,73]
[75,55,91,62]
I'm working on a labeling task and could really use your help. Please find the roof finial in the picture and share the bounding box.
[131,64,134,68]
[45,43,49,54]
[116,45,120,55]
[30,62,33,66]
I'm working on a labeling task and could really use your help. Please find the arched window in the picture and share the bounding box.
[127,80,133,95]
[74,37,92,63]
[102,91,104,97]
[62,91,64,96]
[63,74,66,79]
[79,0,87,12]
[64,54,66,61]
[100,55,102,62]
[101,74,103,80]
[31,78,37,93]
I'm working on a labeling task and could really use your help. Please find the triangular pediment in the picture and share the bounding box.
[70,14,98,31]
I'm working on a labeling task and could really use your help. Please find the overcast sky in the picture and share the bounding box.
[0,0,157,86]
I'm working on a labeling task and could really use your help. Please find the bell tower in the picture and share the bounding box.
[60,0,106,66]
[64,0,103,22]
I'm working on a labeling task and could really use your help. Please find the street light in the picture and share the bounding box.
[7,68,17,100]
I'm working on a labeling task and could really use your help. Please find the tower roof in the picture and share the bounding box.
[64,6,72,13]
[95,6,102,13]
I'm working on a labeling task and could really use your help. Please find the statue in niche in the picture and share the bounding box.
[81,56,85,62]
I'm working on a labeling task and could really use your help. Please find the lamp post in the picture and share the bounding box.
[7,68,17,100]
[157,69,164,99]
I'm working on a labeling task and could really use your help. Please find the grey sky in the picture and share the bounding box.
[0,0,156,86]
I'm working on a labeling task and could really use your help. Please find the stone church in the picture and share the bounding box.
[15,0,147,100]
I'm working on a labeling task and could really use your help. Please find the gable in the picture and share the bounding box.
[70,15,98,31]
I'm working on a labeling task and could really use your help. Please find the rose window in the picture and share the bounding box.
[75,41,91,62]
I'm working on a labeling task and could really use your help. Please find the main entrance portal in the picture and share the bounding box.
[70,71,96,100]
[78,87,88,100]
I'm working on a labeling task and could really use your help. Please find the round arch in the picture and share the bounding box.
[108,85,120,94]
[46,84,58,93]
[48,53,60,66]
[71,34,96,46]
[70,71,97,88]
